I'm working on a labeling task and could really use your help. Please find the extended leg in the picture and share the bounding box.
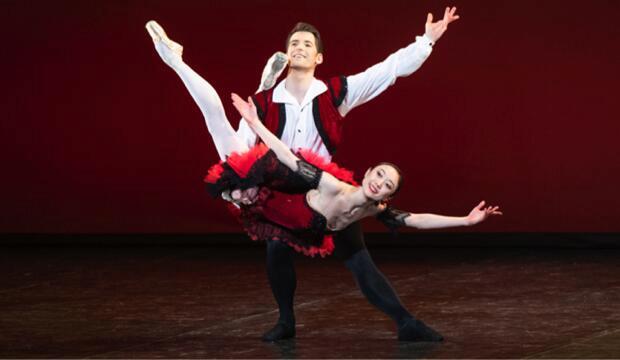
[263,239,297,341]
[146,21,247,160]
[345,249,412,325]
[336,223,443,342]
[346,249,443,341]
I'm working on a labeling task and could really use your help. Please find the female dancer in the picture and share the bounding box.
[205,93,501,254]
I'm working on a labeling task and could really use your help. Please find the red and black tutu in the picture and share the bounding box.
[204,144,358,257]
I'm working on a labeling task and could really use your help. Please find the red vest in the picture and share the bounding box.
[250,76,347,155]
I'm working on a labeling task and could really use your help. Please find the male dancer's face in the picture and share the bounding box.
[287,31,323,71]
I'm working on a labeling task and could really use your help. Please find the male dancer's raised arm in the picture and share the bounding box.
[235,6,460,151]
[340,6,459,115]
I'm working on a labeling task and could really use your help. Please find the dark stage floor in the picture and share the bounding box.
[1,239,619,358]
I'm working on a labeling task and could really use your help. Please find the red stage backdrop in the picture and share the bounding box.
[1,0,619,233]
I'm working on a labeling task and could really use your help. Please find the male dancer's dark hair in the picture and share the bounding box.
[285,22,324,53]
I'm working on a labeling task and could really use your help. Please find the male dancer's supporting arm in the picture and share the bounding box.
[340,6,460,116]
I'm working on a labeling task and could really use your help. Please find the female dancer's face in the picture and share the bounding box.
[362,164,400,201]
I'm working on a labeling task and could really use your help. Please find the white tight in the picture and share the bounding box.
[173,62,248,160]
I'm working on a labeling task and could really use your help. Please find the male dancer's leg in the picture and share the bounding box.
[335,223,443,342]
[263,239,297,341]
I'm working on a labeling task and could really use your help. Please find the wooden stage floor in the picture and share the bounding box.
[1,240,619,358]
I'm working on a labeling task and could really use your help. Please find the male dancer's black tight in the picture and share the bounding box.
[266,238,297,327]
[263,221,434,341]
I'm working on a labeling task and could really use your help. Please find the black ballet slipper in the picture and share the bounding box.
[261,322,296,342]
[397,319,444,342]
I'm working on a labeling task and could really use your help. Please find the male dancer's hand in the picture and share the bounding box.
[425,6,460,43]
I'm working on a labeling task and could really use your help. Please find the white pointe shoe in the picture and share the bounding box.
[257,51,288,92]
[146,20,184,67]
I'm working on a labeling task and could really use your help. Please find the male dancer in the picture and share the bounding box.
[147,6,459,342]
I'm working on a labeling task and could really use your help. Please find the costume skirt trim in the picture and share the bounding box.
[204,144,356,258]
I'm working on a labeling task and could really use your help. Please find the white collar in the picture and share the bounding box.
[272,78,328,107]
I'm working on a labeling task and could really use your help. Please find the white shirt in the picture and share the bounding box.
[236,34,434,161]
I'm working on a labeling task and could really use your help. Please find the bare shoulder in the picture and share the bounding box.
[319,172,354,195]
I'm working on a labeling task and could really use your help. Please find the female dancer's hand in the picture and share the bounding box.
[466,201,502,225]
[424,6,460,43]
[231,93,260,127]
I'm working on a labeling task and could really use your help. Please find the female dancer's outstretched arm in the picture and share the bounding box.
[381,201,502,229]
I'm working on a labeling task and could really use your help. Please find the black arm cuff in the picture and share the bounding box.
[296,159,323,189]
[376,207,411,230]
